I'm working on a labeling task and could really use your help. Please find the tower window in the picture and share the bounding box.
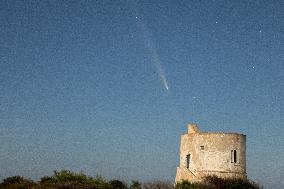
[186,154,191,168]
[231,150,237,163]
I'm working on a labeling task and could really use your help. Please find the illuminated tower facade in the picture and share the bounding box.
[175,124,246,183]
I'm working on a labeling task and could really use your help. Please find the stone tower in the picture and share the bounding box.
[175,123,246,183]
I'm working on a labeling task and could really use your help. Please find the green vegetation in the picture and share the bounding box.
[0,176,36,189]
[175,176,261,189]
[0,170,261,189]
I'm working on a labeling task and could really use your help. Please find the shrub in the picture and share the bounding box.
[130,181,141,189]
[175,176,261,189]
[143,181,174,189]
[88,175,111,189]
[39,170,110,189]
[0,176,36,189]
[53,170,91,184]
[40,176,56,184]
[175,180,210,189]
[109,180,127,189]
[204,175,261,189]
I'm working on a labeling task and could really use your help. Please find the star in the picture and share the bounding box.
[252,66,255,69]
[193,96,199,100]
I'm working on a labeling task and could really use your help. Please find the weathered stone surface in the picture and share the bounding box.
[175,124,246,183]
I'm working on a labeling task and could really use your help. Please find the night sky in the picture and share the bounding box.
[0,0,283,188]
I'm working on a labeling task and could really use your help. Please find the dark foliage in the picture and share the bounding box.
[175,180,209,189]
[0,171,262,189]
[130,181,141,189]
[204,175,261,189]
[143,181,174,189]
[109,180,127,189]
[37,170,111,189]
[175,176,262,189]
[0,176,36,189]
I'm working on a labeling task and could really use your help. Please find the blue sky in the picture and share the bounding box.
[0,0,283,188]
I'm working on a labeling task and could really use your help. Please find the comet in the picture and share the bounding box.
[136,16,169,91]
